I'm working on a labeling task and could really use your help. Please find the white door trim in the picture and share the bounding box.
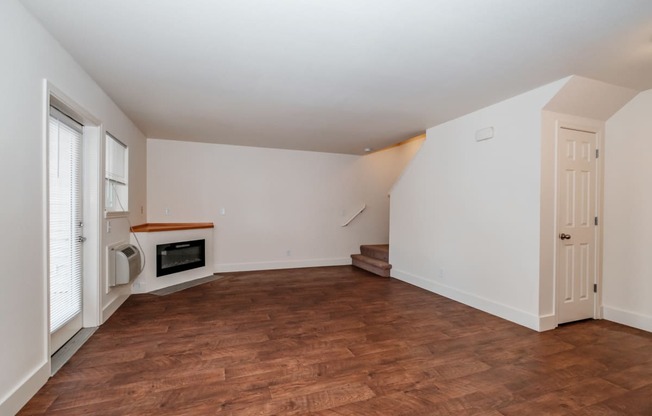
[44,81,103,362]
[555,118,605,323]
[555,125,600,323]
[539,111,605,330]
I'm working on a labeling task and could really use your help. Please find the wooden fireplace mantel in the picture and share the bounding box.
[130,222,214,233]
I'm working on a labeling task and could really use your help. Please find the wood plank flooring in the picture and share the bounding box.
[20,266,652,415]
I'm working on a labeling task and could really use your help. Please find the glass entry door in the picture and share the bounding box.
[48,107,84,354]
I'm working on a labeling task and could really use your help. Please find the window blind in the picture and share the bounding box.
[49,106,83,333]
[105,133,127,184]
[105,132,128,212]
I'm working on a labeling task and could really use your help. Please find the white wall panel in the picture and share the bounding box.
[146,138,422,274]
[0,0,146,412]
[390,80,565,330]
[604,89,652,332]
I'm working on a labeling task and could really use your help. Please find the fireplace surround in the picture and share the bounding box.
[129,222,214,294]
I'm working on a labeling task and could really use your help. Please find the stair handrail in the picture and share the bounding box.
[341,203,366,227]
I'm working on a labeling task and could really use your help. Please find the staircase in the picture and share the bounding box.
[351,244,391,277]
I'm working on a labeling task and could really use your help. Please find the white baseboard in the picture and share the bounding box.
[603,305,652,333]
[102,294,129,324]
[0,361,49,416]
[392,268,543,331]
[214,257,351,273]
[538,314,557,332]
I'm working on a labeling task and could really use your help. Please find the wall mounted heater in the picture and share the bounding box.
[109,243,142,286]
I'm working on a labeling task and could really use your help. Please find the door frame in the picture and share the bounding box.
[554,125,602,323]
[44,81,103,362]
[539,112,605,330]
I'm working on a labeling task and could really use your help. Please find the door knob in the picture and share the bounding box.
[559,233,571,240]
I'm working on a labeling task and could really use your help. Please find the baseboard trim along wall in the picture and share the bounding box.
[0,361,49,416]
[392,269,544,332]
[214,257,351,273]
[603,305,652,333]
[102,294,130,324]
[537,314,558,332]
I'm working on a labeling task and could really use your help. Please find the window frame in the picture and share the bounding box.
[104,132,129,217]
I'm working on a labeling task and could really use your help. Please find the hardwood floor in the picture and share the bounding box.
[20,266,652,415]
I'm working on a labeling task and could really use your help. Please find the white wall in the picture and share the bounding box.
[390,80,565,331]
[147,138,422,274]
[0,0,146,413]
[603,89,652,332]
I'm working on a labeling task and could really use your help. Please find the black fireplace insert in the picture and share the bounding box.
[156,239,205,277]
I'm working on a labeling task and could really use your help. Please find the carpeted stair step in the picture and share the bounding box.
[360,244,389,262]
[351,254,391,278]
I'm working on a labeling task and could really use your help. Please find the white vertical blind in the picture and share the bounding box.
[49,107,83,333]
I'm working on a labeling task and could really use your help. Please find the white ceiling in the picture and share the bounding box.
[20,0,652,154]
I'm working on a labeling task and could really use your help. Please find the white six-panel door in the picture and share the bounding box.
[556,127,598,324]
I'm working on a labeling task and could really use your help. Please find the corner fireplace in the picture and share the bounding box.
[156,239,205,277]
